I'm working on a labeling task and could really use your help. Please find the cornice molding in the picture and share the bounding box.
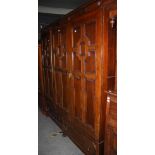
[38,6,73,15]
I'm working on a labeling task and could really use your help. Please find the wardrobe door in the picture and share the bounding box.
[38,43,45,110]
[42,33,48,98]
[52,22,70,112]
[43,30,52,100]
[40,29,51,114]
[70,9,102,138]
[38,43,43,95]
[52,24,62,108]
[60,22,69,112]
[49,29,55,103]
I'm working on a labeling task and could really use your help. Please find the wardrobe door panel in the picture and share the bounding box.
[70,10,101,134]
[52,22,70,114]
[55,71,63,106]
[62,72,68,109]
[74,77,82,120]
[86,79,95,128]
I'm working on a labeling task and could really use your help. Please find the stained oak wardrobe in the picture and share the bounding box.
[38,0,117,155]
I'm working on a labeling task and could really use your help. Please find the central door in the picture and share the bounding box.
[69,8,102,139]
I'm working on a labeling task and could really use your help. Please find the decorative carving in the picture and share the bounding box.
[85,51,96,73]
[110,17,117,29]
[73,52,81,72]
[76,36,89,57]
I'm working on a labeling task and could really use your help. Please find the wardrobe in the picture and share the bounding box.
[38,0,117,154]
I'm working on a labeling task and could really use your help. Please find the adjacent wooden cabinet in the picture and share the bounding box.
[103,3,117,155]
[104,91,117,155]
[39,0,117,155]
